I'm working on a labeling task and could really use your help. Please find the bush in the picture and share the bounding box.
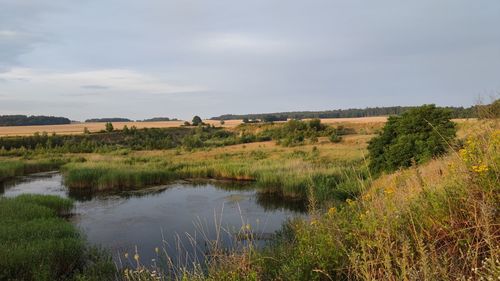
[192,116,203,126]
[105,122,114,132]
[329,133,342,143]
[368,104,456,174]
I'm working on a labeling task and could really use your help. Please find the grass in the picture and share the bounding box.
[61,136,370,202]
[115,119,499,280]
[250,120,499,280]
[0,158,67,182]
[0,194,115,281]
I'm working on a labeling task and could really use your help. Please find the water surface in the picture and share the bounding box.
[1,172,306,267]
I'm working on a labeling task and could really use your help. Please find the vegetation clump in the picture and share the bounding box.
[368,104,456,174]
[0,115,71,126]
[0,195,115,281]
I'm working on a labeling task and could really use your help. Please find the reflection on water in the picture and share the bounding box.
[1,172,307,267]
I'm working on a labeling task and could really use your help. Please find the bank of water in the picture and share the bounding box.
[0,172,306,267]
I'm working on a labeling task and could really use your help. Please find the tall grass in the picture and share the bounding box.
[257,120,499,280]
[0,194,115,281]
[0,158,67,182]
[119,120,499,280]
[62,147,367,202]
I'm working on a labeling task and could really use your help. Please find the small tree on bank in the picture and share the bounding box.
[368,104,456,175]
[105,122,114,132]
[192,116,202,126]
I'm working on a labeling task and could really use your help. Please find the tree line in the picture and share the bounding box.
[0,115,71,126]
[211,105,478,121]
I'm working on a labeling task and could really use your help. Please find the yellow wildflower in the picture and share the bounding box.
[124,252,129,259]
[346,199,355,207]
[384,186,395,195]
[155,247,159,254]
[134,253,140,261]
[327,207,337,217]
[471,164,489,174]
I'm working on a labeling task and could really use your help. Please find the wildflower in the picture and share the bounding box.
[155,247,159,254]
[471,164,489,174]
[346,198,355,207]
[310,219,318,225]
[459,148,469,162]
[327,207,337,217]
[362,193,371,201]
[384,186,395,195]
[134,253,140,261]
[124,252,129,259]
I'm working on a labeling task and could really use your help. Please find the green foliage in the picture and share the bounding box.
[0,195,114,281]
[0,115,71,126]
[329,133,342,143]
[0,158,67,182]
[212,105,478,121]
[256,119,347,147]
[105,122,114,132]
[368,104,456,174]
[192,115,203,126]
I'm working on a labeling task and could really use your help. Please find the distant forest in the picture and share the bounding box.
[139,117,178,122]
[210,105,477,121]
[85,118,132,123]
[0,115,71,127]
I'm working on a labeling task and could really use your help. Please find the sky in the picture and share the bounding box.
[0,0,499,121]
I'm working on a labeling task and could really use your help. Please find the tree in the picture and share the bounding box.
[192,116,202,126]
[242,118,250,123]
[105,122,114,132]
[83,127,90,134]
[220,120,225,125]
[368,105,456,175]
[122,125,130,134]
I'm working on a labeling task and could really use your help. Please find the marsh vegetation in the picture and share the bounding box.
[0,103,498,281]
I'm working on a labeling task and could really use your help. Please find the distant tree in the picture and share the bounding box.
[83,127,90,134]
[192,116,203,126]
[184,121,191,126]
[308,119,325,131]
[105,122,114,132]
[220,120,225,125]
[122,125,130,134]
[242,118,250,123]
[368,104,456,175]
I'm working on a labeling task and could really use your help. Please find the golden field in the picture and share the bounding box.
[0,116,476,137]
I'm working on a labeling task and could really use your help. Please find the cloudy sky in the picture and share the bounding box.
[0,0,499,120]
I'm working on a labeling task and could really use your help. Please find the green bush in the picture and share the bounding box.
[368,104,456,174]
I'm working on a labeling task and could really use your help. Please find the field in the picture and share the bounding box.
[0,117,390,137]
[0,113,497,281]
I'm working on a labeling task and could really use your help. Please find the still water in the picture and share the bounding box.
[0,172,306,267]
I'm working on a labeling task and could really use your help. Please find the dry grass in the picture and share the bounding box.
[0,121,185,136]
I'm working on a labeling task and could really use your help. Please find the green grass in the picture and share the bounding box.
[0,194,115,281]
[61,142,368,202]
[0,158,67,182]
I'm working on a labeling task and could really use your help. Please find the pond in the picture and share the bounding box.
[0,172,307,268]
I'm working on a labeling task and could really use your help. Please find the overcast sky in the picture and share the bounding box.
[0,0,499,120]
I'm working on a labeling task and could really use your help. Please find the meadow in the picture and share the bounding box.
[0,117,390,137]
[0,111,497,281]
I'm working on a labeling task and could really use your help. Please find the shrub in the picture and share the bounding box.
[105,122,114,132]
[329,133,342,143]
[368,104,456,174]
[192,116,203,126]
